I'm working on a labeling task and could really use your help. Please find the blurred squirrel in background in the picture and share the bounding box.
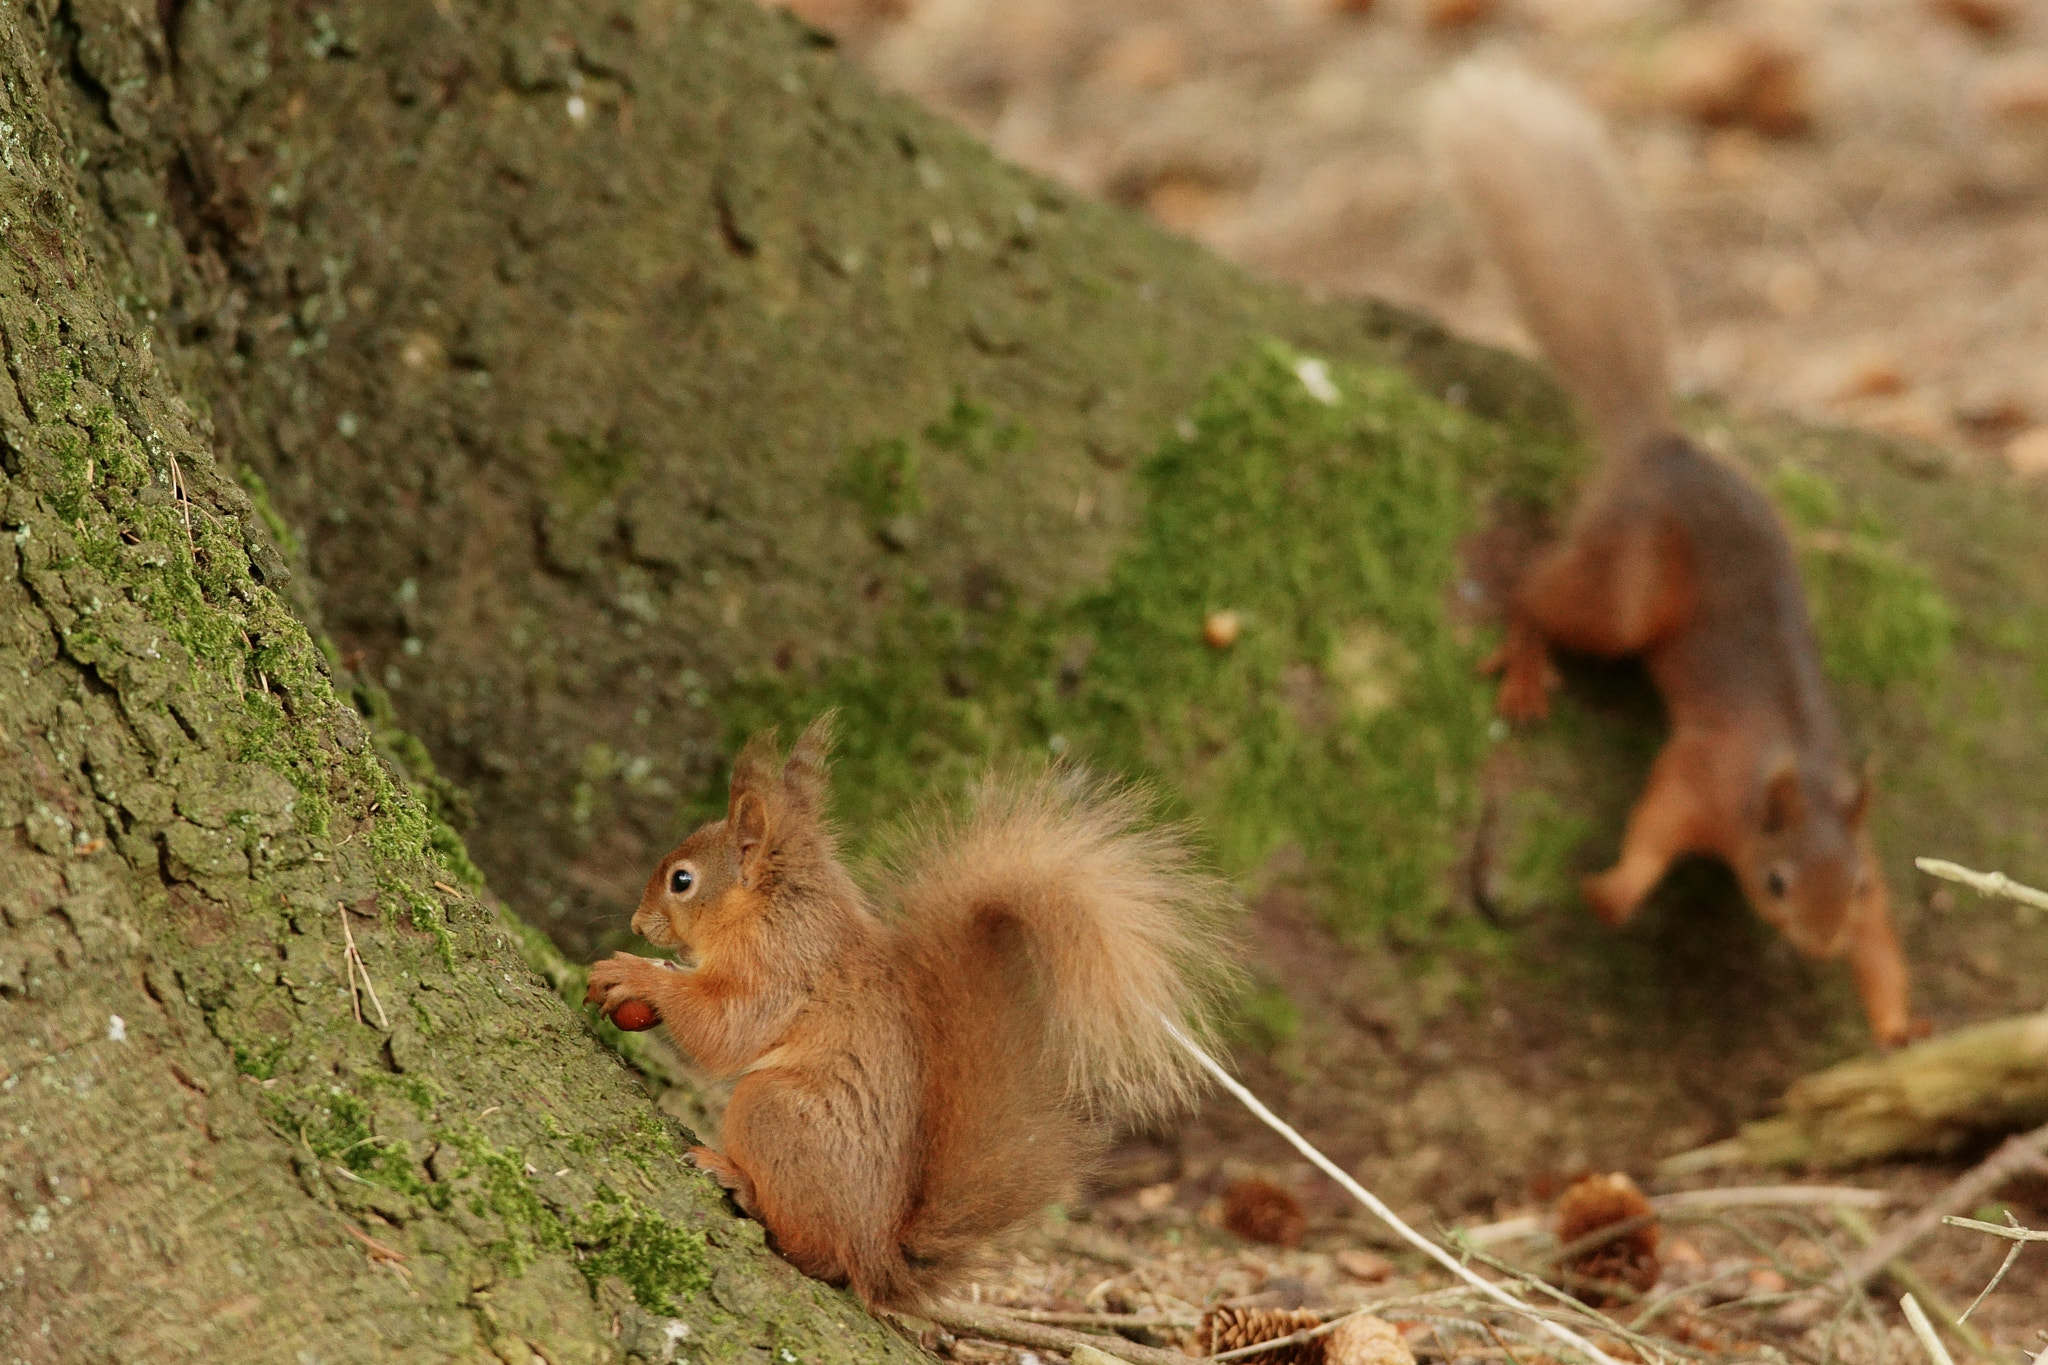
[1429,65,1922,1046]
[585,715,1234,1310]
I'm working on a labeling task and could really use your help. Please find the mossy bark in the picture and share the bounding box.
[0,3,924,1359]
[8,0,2048,1355]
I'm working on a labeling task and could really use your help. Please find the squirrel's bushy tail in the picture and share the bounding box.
[876,769,1236,1303]
[1428,62,1675,457]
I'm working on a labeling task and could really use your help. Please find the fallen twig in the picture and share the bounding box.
[1161,1018,1627,1365]
[1806,1121,2048,1304]
[342,1221,408,1265]
[1943,1213,2048,1242]
[924,1301,1190,1365]
[1901,1293,1957,1365]
[999,1308,1199,1330]
[1915,858,2048,914]
[1946,1211,2043,1323]
[1816,1206,1997,1364]
[1457,1185,1891,1246]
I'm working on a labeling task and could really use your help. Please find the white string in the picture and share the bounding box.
[1161,1016,1626,1365]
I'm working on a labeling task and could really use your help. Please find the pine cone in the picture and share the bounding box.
[1554,1172,1660,1301]
[1198,1307,1325,1365]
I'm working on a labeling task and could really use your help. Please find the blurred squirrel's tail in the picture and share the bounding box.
[1428,62,1676,458]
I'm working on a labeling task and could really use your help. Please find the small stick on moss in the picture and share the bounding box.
[1159,1016,1627,1365]
[339,903,364,1025]
[338,901,390,1030]
[168,450,195,556]
[342,1221,408,1265]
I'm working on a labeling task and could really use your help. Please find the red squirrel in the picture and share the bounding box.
[1429,65,1920,1046]
[585,716,1231,1310]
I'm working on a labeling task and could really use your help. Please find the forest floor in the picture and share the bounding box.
[729,1,2048,1358]
[802,0,2048,477]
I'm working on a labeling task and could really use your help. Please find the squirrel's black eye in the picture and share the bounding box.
[669,867,695,896]
[1766,867,1790,898]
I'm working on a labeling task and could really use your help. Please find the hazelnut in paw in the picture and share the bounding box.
[583,952,671,1024]
[608,999,659,1031]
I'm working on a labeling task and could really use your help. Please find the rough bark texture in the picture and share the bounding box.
[7,0,2048,1355]
[0,5,925,1360]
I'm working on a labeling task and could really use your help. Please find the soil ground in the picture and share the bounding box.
[733,0,2048,1354]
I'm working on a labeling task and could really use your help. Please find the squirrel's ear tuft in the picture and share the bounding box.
[732,790,771,886]
[1762,762,1804,835]
[728,730,782,809]
[780,711,837,816]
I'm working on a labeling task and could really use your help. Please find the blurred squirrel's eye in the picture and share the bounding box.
[669,867,695,896]
[1766,867,1790,898]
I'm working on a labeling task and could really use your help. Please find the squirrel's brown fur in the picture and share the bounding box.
[586,715,1233,1310]
[1429,64,1920,1046]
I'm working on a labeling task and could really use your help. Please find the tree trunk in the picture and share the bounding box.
[8,0,2048,1355]
[0,4,925,1360]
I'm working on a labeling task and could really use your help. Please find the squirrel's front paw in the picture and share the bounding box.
[1580,869,1640,929]
[1492,653,1558,723]
[1482,635,1558,723]
[1874,1014,1934,1051]
[584,953,664,1012]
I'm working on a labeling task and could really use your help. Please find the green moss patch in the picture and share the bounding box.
[717,342,1503,944]
[576,1186,713,1314]
[290,1086,430,1196]
[1770,462,1954,693]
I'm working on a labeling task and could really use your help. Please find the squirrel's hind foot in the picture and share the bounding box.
[686,1146,761,1216]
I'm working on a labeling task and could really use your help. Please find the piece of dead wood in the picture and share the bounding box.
[922,1301,1192,1365]
[1662,1012,2048,1173]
